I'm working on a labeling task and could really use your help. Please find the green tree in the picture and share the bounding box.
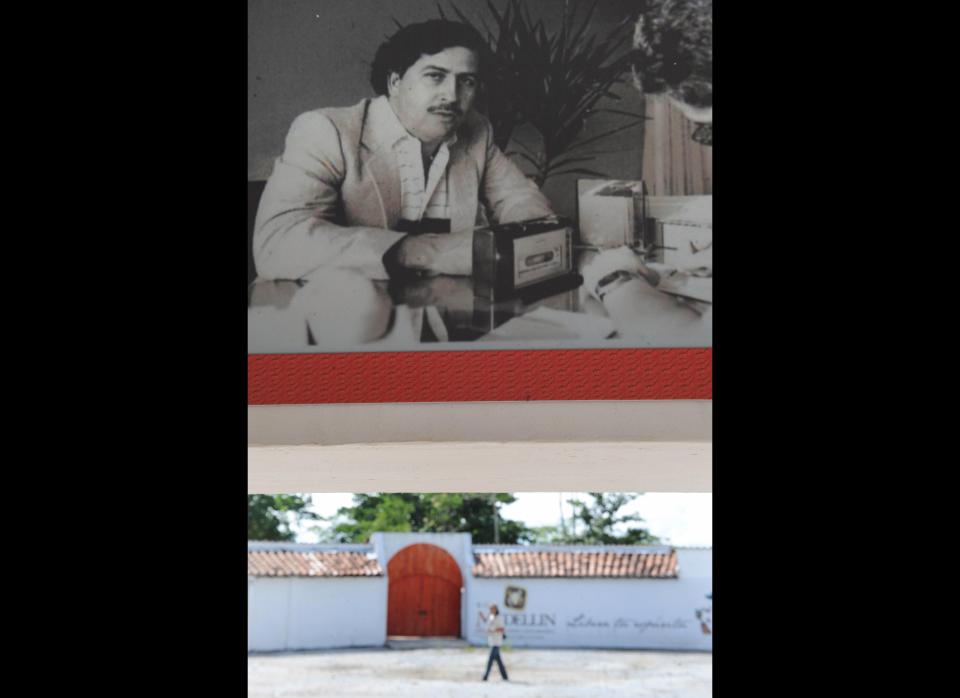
[422,493,529,544]
[248,494,319,541]
[320,494,418,542]
[560,492,660,544]
[320,493,533,544]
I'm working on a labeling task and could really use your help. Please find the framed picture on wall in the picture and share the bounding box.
[247,0,712,404]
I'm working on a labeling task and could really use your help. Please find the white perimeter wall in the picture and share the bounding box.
[247,545,711,651]
[465,548,712,650]
[248,576,387,651]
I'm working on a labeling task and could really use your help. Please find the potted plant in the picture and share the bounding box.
[439,0,646,186]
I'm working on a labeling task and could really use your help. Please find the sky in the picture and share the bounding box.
[292,492,712,546]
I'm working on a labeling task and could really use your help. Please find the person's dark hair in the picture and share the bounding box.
[489,604,499,615]
[370,20,487,96]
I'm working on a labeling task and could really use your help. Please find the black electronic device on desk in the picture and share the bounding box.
[472,215,583,302]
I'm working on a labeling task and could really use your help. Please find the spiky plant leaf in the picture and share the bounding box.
[438,0,643,185]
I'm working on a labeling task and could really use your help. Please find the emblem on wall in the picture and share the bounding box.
[504,585,527,610]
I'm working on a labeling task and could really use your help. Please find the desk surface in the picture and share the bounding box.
[248,253,711,351]
[250,273,590,339]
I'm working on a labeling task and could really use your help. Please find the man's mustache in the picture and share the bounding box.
[429,105,462,115]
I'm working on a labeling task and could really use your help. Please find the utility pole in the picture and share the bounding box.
[493,496,500,544]
[559,492,568,538]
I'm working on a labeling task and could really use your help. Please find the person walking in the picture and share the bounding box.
[482,604,509,681]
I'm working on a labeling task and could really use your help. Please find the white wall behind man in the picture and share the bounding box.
[467,576,712,650]
[466,547,712,651]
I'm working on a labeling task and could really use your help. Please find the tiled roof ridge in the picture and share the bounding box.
[247,541,710,551]
[248,541,374,552]
[471,544,675,553]
[471,548,680,579]
[248,549,383,577]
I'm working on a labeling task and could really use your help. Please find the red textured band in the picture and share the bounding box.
[248,348,711,404]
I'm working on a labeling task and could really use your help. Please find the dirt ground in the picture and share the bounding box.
[248,646,712,697]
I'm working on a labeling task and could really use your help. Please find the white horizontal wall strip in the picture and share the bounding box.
[248,441,711,493]
[248,400,711,446]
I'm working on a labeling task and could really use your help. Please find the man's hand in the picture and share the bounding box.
[400,275,473,309]
[393,231,473,276]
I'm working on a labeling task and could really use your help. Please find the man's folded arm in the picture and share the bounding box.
[252,111,404,281]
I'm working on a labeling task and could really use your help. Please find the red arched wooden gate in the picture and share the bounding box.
[387,543,463,637]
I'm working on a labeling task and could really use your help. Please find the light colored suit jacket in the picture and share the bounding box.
[253,96,553,280]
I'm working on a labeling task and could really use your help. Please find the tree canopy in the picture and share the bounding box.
[560,493,660,545]
[320,493,532,544]
[248,494,319,541]
[311,492,660,546]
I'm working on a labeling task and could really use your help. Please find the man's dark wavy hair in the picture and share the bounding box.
[370,20,487,96]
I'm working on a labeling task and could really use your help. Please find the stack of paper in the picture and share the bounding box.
[656,272,713,303]
[577,179,645,248]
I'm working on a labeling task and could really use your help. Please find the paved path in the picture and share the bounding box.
[249,646,712,697]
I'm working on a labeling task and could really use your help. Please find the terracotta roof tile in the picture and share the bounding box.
[471,547,678,578]
[248,550,383,577]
